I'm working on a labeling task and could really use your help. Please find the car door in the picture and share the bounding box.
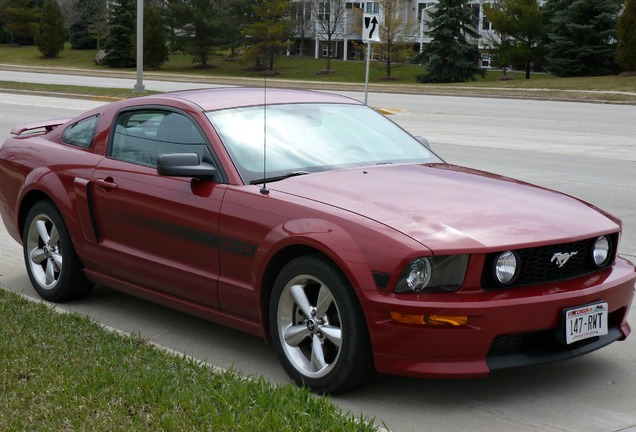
[90,108,225,307]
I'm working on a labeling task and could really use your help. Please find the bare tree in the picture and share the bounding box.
[377,0,418,77]
[55,0,76,24]
[88,7,108,51]
[310,0,348,71]
[67,0,107,50]
[289,1,313,56]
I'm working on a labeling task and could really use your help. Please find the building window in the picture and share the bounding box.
[318,2,330,20]
[291,1,312,22]
[483,15,492,31]
[321,43,334,57]
[481,54,491,68]
[365,1,379,14]
[472,4,480,21]
[417,2,435,20]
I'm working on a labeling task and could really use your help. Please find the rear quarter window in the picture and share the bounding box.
[62,115,99,149]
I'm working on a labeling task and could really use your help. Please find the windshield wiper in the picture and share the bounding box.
[250,171,310,185]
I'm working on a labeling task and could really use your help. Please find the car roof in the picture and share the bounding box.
[158,87,362,112]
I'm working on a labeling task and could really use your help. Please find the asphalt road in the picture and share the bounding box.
[1,78,635,431]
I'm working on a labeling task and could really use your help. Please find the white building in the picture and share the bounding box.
[289,0,499,67]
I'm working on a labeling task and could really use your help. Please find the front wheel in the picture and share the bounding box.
[23,200,93,302]
[269,255,373,394]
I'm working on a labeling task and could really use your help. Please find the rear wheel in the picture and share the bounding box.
[270,254,373,394]
[23,201,93,302]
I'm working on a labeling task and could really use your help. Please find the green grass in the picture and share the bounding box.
[0,289,377,431]
[0,43,101,69]
[2,43,635,103]
[0,80,157,99]
[0,43,423,83]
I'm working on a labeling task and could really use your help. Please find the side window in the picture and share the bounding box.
[62,115,99,148]
[111,109,207,167]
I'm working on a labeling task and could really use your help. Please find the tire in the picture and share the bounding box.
[23,200,93,302]
[269,254,373,394]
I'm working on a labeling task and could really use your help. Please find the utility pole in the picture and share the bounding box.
[134,0,145,92]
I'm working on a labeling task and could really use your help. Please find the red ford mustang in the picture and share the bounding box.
[0,88,634,393]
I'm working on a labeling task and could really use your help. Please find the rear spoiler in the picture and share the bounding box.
[10,118,71,136]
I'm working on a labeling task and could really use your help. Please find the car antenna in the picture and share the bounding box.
[260,67,269,196]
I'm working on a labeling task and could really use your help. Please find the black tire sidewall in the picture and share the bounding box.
[23,201,91,302]
[269,254,372,394]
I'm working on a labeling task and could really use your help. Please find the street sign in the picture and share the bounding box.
[362,14,380,105]
[362,14,381,42]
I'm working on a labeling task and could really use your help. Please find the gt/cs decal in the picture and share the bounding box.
[125,215,256,257]
[219,238,257,257]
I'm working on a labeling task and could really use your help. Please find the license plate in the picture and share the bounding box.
[564,302,608,344]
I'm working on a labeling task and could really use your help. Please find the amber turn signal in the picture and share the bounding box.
[390,312,468,326]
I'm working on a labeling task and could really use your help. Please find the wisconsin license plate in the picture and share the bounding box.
[564,302,608,344]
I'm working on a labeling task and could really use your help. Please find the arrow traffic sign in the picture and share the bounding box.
[362,14,380,42]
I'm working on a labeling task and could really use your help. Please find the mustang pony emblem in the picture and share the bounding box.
[551,251,578,268]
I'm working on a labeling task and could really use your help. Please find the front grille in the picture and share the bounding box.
[481,234,617,290]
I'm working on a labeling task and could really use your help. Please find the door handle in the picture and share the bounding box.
[95,178,118,191]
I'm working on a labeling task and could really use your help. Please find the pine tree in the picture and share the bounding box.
[616,0,636,72]
[1,0,40,45]
[34,0,64,57]
[103,0,136,68]
[544,0,622,77]
[168,0,229,68]
[417,0,484,83]
[242,0,293,71]
[226,0,257,57]
[484,0,544,79]
[143,4,168,69]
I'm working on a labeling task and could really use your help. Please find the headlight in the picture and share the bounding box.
[394,255,468,293]
[494,251,518,284]
[404,258,432,291]
[592,236,610,267]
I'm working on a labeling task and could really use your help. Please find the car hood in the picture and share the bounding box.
[270,164,619,252]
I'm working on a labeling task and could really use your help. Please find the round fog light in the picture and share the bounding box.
[494,251,518,284]
[592,236,610,267]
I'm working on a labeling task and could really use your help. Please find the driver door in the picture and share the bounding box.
[90,108,224,307]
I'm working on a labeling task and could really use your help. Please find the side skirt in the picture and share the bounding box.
[84,269,266,339]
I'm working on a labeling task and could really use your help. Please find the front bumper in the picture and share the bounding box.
[362,256,635,378]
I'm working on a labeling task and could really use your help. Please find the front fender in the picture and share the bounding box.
[216,186,425,329]
[256,217,375,294]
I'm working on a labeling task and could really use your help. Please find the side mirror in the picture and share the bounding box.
[156,153,216,179]
[415,136,432,150]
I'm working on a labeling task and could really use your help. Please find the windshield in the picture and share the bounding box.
[206,103,441,184]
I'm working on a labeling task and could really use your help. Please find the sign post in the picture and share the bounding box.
[362,14,380,105]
